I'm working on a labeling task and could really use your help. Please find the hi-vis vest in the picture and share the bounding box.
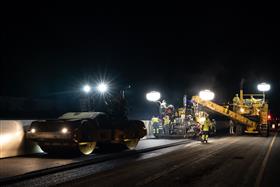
[163,116,170,125]
[202,119,211,131]
[151,117,159,123]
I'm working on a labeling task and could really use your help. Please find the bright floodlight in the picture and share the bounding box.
[199,90,215,101]
[257,82,271,92]
[83,85,91,93]
[146,91,161,102]
[97,83,108,93]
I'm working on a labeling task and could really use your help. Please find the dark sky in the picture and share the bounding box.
[1,6,280,117]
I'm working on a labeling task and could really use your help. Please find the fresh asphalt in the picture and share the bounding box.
[60,133,279,187]
[0,139,192,182]
[2,133,280,187]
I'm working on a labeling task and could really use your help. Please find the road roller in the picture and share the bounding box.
[26,112,147,155]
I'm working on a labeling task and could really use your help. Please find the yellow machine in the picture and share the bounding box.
[176,107,211,127]
[150,102,215,138]
[192,88,269,136]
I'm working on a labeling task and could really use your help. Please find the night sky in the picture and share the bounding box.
[1,6,280,118]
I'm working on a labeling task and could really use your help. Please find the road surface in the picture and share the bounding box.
[0,139,190,180]
[3,133,280,187]
[61,133,280,187]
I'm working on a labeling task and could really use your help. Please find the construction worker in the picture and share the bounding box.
[229,119,234,135]
[151,116,160,135]
[163,115,170,135]
[233,94,240,111]
[159,100,167,117]
[210,119,216,135]
[201,117,211,143]
[166,105,175,134]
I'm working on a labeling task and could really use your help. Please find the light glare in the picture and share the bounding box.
[199,90,215,101]
[146,91,161,102]
[61,128,68,134]
[97,83,108,93]
[198,117,206,124]
[257,83,270,92]
[31,128,36,133]
[83,85,91,93]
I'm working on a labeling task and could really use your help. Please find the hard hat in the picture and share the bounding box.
[168,104,174,108]
[187,115,193,120]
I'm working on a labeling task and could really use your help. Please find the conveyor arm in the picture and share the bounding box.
[191,96,257,128]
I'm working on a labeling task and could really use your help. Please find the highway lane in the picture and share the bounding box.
[57,134,278,187]
[0,139,191,180]
[3,140,196,187]
[3,134,279,187]
[261,132,280,187]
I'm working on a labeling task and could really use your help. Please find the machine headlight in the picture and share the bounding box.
[61,127,68,134]
[30,128,36,133]
[272,124,275,129]
[240,108,245,113]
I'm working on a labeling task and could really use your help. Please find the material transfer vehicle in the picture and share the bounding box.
[192,86,270,136]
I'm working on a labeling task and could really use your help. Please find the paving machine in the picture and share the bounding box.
[151,100,215,138]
